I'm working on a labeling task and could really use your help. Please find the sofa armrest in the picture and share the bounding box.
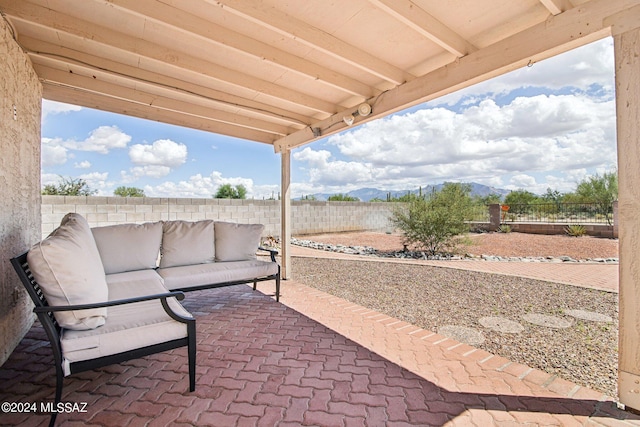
[33,291,191,323]
[258,246,279,262]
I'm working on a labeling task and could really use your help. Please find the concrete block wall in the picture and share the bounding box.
[41,196,398,240]
[0,19,42,366]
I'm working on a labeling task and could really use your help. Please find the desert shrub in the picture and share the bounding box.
[390,183,474,255]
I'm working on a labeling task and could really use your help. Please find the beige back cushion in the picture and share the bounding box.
[92,222,163,274]
[160,220,215,268]
[214,221,264,262]
[27,213,108,330]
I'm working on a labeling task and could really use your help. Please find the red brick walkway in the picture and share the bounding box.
[1,280,638,426]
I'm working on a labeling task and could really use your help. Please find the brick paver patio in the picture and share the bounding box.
[0,250,631,426]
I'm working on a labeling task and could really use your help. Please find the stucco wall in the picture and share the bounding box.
[41,196,397,239]
[0,19,42,365]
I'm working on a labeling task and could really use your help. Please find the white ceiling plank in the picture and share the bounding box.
[104,0,375,98]
[275,0,634,152]
[210,0,413,85]
[369,0,477,57]
[1,0,339,115]
[21,35,313,129]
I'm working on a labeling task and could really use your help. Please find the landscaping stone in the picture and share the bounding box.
[564,309,613,323]
[479,317,525,333]
[522,314,573,329]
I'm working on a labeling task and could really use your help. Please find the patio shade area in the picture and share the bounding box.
[3,0,640,414]
[2,283,640,426]
[0,0,634,150]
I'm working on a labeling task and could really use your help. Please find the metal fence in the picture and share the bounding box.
[499,202,613,225]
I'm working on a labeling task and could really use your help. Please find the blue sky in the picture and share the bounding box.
[42,38,617,199]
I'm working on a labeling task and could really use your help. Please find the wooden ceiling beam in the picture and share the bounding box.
[275,0,634,152]
[1,0,338,114]
[42,84,280,145]
[210,0,413,86]
[539,0,574,15]
[34,63,293,137]
[369,0,477,57]
[104,0,375,99]
[21,35,312,129]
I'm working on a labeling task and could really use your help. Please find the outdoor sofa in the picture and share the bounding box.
[10,213,280,426]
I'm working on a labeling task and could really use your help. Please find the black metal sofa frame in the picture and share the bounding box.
[10,252,196,427]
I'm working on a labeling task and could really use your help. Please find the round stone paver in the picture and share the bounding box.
[479,317,525,333]
[564,309,613,323]
[438,325,485,345]
[522,313,572,329]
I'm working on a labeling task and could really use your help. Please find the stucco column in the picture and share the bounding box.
[614,26,640,410]
[280,149,291,280]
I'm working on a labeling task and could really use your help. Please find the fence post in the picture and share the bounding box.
[489,204,501,231]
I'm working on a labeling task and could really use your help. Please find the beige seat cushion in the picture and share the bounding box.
[60,274,192,375]
[160,220,215,268]
[214,222,264,262]
[27,213,108,330]
[92,221,163,274]
[158,259,279,291]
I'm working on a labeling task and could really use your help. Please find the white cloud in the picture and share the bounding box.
[144,171,258,199]
[74,161,91,169]
[305,92,616,193]
[61,126,131,154]
[435,38,614,106]
[41,100,82,121]
[129,139,187,167]
[41,138,69,167]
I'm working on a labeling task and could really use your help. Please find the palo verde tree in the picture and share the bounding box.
[42,176,96,196]
[390,182,474,256]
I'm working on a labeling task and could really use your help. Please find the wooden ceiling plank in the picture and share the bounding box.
[21,35,313,128]
[42,83,280,145]
[275,0,634,152]
[34,63,293,136]
[211,0,413,85]
[369,0,477,57]
[1,0,338,114]
[105,0,375,98]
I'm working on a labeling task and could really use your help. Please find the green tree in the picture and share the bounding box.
[575,171,618,224]
[503,189,540,214]
[42,176,96,196]
[113,186,145,197]
[214,183,247,199]
[390,182,474,255]
[327,194,359,201]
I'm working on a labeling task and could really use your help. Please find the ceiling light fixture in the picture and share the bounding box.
[343,114,355,126]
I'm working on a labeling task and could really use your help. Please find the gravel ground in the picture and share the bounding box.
[291,232,619,398]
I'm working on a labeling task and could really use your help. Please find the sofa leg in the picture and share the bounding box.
[275,271,281,302]
[187,321,196,392]
[49,365,64,427]
[253,280,257,291]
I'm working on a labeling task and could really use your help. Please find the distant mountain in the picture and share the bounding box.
[297,182,510,202]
